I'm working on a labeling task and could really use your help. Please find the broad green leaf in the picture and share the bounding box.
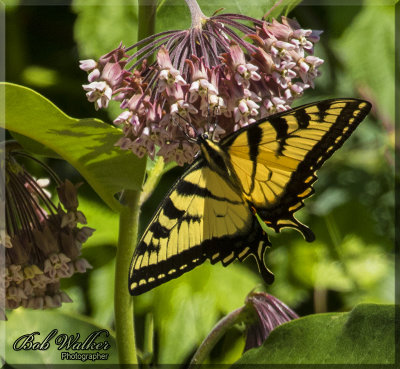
[78,196,118,248]
[2,83,146,211]
[234,303,395,365]
[135,262,262,364]
[3,309,117,365]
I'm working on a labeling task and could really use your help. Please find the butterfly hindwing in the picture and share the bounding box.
[129,160,271,296]
[223,98,372,239]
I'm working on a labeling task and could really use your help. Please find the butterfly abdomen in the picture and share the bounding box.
[198,136,227,170]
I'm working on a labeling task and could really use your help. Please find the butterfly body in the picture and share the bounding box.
[197,133,249,199]
[129,98,371,296]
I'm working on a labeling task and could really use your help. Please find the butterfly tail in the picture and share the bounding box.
[280,215,316,242]
[253,238,275,284]
[260,210,316,243]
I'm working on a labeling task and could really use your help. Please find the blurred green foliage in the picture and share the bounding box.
[3,0,395,365]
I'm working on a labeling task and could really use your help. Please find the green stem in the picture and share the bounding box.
[138,0,157,57]
[185,0,207,28]
[189,306,245,367]
[113,2,157,364]
[142,312,154,367]
[114,189,140,364]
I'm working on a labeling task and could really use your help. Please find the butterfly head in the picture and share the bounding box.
[200,132,209,141]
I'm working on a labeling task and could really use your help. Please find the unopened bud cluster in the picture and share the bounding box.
[244,292,299,351]
[1,149,94,319]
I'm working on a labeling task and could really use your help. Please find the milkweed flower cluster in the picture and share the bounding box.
[0,147,94,319]
[81,10,323,166]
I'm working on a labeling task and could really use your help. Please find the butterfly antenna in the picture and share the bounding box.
[206,90,219,141]
[175,114,198,143]
[206,89,211,126]
[211,106,219,141]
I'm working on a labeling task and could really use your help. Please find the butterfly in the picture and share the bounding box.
[129,98,371,295]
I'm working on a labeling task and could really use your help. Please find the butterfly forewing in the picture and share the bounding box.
[129,160,270,295]
[223,98,372,239]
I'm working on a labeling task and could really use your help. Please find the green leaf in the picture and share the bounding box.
[3,309,118,365]
[234,303,395,365]
[78,196,118,248]
[2,83,146,211]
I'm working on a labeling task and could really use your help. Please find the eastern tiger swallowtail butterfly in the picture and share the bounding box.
[129,98,371,295]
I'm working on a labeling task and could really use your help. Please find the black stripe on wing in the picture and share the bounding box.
[247,124,263,195]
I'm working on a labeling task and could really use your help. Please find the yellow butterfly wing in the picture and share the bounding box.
[222,98,372,239]
[129,160,272,296]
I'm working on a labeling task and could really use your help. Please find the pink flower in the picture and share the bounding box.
[83,81,113,110]
[79,59,97,72]
[158,47,187,92]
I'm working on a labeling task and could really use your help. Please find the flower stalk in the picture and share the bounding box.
[114,190,140,365]
[185,0,207,29]
[189,291,299,366]
[189,306,245,367]
[113,0,158,364]
[138,0,157,56]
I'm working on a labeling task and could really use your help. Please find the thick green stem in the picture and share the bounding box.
[113,2,157,364]
[114,189,140,364]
